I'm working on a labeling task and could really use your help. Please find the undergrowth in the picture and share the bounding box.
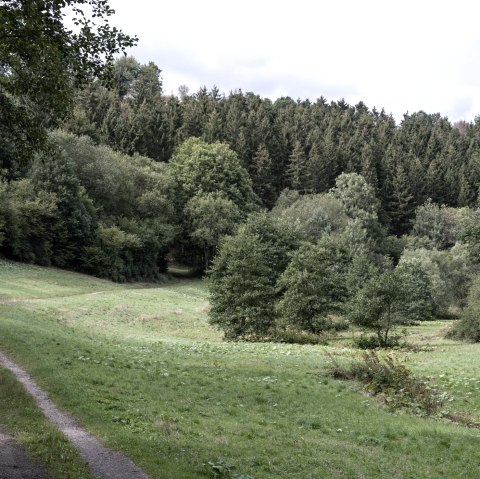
[329,351,447,416]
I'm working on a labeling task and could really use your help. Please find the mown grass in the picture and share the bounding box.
[1,259,480,478]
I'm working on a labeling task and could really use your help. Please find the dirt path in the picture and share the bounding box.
[0,351,150,479]
[0,430,49,479]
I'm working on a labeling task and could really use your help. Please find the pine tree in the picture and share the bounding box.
[360,142,378,189]
[389,163,415,235]
[287,141,309,192]
[251,144,276,208]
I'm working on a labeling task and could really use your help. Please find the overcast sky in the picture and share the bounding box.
[108,0,480,124]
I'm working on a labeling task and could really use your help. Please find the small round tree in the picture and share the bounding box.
[208,213,299,339]
[348,262,435,347]
[276,240,350,334]
[347,270,404,347]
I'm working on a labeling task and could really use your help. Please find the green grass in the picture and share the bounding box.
[1,259,480,478]
[0,367,94,479]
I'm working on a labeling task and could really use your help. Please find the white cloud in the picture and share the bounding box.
[108,0,480,122]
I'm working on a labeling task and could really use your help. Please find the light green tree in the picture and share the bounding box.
[186,193,241,272]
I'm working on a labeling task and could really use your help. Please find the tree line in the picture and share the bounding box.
[43,57,480,237]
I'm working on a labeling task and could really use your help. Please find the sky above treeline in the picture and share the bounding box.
[108,0,480,124]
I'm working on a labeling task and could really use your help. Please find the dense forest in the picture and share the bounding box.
[2,52,480,344]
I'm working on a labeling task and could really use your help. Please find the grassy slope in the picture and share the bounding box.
[0,259,479,479]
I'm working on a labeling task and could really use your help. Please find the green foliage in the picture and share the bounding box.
[29,147,96,266]
[272,192,349,243]
[186,193,241,271]
[330,172,386,247]
[442,243,476,309]
[412,200,476,250]
[67,82,480,239]
[354,334,402,349]
[448,276,480,342]
[331,172,380,225]
[2,179,60,265]
[208,213,299,339]
[345,252,380,298]
[0,130,179,281]
[171,137,258,269]
[399,244,475,314]
[330,352,446,416]
[0,0,137,160]
[250,143,276,207]
[396,261,435,322]
[170,137,258,213]
[276,240,350,333]
[347,269,416,347]
[49,131,178,280]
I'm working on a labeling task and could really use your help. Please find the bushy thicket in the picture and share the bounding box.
[1,130,260,281]
[0,131,179,281]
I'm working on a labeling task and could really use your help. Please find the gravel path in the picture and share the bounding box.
[0,351,150,479]
[0,430,49,479]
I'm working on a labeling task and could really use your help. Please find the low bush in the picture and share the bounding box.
[268,328,329,345]
[354,334,402,350]
[329,351,446,416]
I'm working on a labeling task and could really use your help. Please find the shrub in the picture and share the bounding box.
[354,334,401,350]
[329,351,446,415]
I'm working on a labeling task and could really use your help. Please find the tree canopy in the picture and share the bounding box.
[0,0,137,161]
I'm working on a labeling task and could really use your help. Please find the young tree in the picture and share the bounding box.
[287,141,309,192]
[185,193,241,272]
[208,213,299,339]
[276,240,350,334]
[251,144,276,208]
[348,262,433,347]
[449,275,480,342]
[347,270,404,347]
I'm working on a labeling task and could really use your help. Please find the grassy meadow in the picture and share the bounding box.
[0,259,479,478]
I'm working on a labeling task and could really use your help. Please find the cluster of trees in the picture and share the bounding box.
[209,174,480,346]
[55,57,480,238]
[0,133,258,281]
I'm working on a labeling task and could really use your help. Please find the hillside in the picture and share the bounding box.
[0,260,479,478]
